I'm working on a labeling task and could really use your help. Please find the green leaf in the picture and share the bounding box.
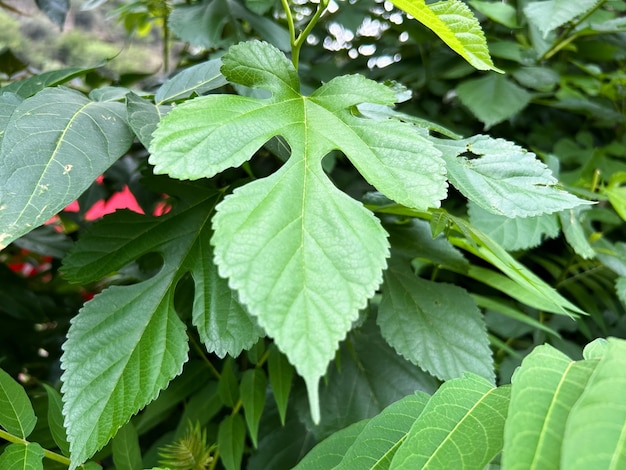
[0,368,37,438]
[435,135,590,217]
[112,423,143,470]
[468,202,560,251]
[35,0,69,28]
[389,0,502,72]
[218,358,240,408]
[0,66,99,98]
[150,40,448,422]
[562,337,626,469]
[336,392,431,469]
[468,0,519,28]
[604,171,626,222]
[502,344,598,469]
[456,74,531,128]
[61,191,251,468]
[617,276,626,308]
[268,345,294,426]
[0,87,133,250]
[240,369,267,448]
[155,59,227,104]
[293,420,369,470]
[0,443,44,470]
[217,414,246,470]
[559,207,596,259]
[379,257,494,382]
[524,0,600,37]
[390,374,510,469]
[42,384,70,456]
[126,92,171,149]
[0,93,23,145]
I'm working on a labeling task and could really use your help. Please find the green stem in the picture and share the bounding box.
[281,0,329,70]
[0,429,71,466]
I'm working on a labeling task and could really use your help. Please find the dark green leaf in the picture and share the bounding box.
[240,369,267,447]
[155,59,227,104]
[0,368,37,438]
[112,423,143,470]
[42,384,70,456]
[0,87,133,249]
[268,345,294,426]
[218,359,239,408]
[217,414,246,470]
[126,92,171,149]
[0,67,98,98]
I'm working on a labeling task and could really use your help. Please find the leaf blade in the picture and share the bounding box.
[0,368,37,439]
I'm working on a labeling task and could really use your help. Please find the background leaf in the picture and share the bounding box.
[240,369,267,448]
[217,414,246,470]
[378,256,494,382]
[0,368,37,438]
[390,374,510,469]
[112,422,143,470]
[155,58,227,104]
[0,87,133,250]
[35,0,69,28]
[126,92,171,148]
[524,0,600,37]
[268,346,294,426]
[42,384,70,456]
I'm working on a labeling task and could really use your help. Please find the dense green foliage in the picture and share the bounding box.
[1,0,625,468]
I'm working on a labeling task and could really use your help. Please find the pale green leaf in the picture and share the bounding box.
[503,344,598,469]
[155,58,227,104]
[240,369,267,448]
[293,420,369,470]
[112,423,142,470]
[379,257,494,382]
[217,414,246,470]
[0,368,37,438]
[0,443,44,470]
[562,337,626,470]
[456,74,531,128]
[0,93,23,145]
[0,87,133,250]
[150,41,447,422]
[42,384,70,456]
[337,392,430,469]
[268,346,294,426]
[524,0,600,37]
[390,0,501,72]
[468,202,560,251]
[559,207,596,259]
[583,338,608,360]
[468,0,519,28]
[604,172,626,222]
[435,135,590,217]
[512,66,560,92]
[390,374,510,469]
[126,92,171,148]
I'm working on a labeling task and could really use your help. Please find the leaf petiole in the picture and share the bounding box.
[281,0,330,69]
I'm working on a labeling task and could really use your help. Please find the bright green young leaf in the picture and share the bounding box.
[240,369,267,447]
[583,337,608,360]
[293,420,370,470]
[336,392,430,469]
[604,171,626,222]
[112,423,142,470]
[0,443,44,470]
[150,40,447,422]
[126,92,171,149]
[43,384,70,456]
[562,337,626,470]
[217,414,246,470]
[0,87,133,250]
[468,202,560,251]
[390,374,510,469]
[524,0,600,37]
[61,191,259,468]
[0,368,37,438]
[268,346,294,426]
[379,256,494,382]
[155,58,227,104]
[435,135,590,217]
[456,74,531,128]
[503,343,598,469]
[390,0,502,72]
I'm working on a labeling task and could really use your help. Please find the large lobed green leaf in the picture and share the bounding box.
[149,40,448,422]
[390,0,502,72]
[0,87,133,250]
[61,189,262,468]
